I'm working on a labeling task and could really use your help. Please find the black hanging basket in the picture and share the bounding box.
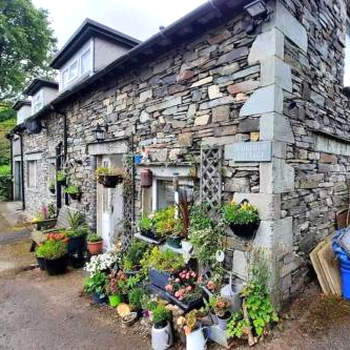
[98,175,123,188]
[68,192,82,201]
[49,188,55,194]
[229,221,260,239]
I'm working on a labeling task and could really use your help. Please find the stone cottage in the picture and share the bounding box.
[9,0,350,302]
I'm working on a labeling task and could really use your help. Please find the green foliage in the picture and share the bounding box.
[0,164,10,176]
[48,180,55,190]
[151,303,170,326]
[35,240,67,260]
[190,204,213,231]
[128,287,145,311]
[0,113,15,170]
[68,211,85,229]
[66,225,89,238]
[226,263,279,340]
[141,247,185,274]
[154,206,182,237]
[122,239,149,271]
[87,233,102,242]
[95,166,124,178]
[138,215,154,232]
[56,170,66,182]
[0,0,57,100]
[64,185,80,195]
[84,271,108,296]
[222,201,259,225]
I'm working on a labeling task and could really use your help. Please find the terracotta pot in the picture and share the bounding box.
[87,240,103,255]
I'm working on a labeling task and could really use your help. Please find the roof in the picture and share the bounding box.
[12,100,31,111]
[24,79,59,96]
[51,18,142,69]
[13,0,250,133]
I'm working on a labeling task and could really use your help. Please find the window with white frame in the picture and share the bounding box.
[344,22,350,86]
[32,91,43,114]
[156,179,175,210]
[27,160,38,189]
[60,45,92,90]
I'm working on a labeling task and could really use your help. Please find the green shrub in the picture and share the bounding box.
[87,233,102,242]
[64,185,80,195]
[84,271,108,296]
[222,201,259,225]
[141,246,185,274]
[123,239,149,271]
[139,215,154,232]
[0,164,10,176]
[128,287,144,310]
[154,206,182,237]
[152,303,170,327]
[35,240,67,260]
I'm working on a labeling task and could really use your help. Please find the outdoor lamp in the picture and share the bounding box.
[244,0,268,20]
[93,124,106,142]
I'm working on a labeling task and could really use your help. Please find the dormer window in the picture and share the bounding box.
[32,90,44,114]
[60,44,92,90]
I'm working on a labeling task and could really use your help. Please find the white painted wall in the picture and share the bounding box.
[16,105,32,125]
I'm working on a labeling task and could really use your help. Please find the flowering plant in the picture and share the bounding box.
[105,270,127,296]
[84,248,122,276]
[222,200,259,225]
[165,269,202,303]
[177,309,200,335]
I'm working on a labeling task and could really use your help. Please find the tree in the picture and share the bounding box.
[0,0,57,101]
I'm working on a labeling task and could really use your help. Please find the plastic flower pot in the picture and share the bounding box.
[87,240,103,255]
[92,292,107,305]
[134,155,143,165]
[229,221,260,239]
[149,268,171,290]
[36,257,46,271]
[44,255,68,276]
[68,236,86,253]
[109,294,122,307]
[152,321,173,350]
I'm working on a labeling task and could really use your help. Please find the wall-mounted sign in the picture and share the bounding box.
[224,141,272,162]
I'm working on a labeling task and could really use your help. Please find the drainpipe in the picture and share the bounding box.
[19,133,25,210]
[9,135,13,201]
[50,105,68,205]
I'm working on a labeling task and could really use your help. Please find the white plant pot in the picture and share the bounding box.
[152,321,173,350]
[186,327,207,350]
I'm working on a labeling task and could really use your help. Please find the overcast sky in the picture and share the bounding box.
[32,0,208,49]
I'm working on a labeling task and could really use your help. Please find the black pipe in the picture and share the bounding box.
[19,133,25,210]
[9,135,13,201]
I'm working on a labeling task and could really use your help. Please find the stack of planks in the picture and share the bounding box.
[310,235,341,296]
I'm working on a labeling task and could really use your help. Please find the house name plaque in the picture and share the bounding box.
[224,141,272,162]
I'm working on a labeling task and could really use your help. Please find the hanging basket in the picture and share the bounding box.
[68,192,82,201]
[229,221,260,239]
[98,175,123,188]
[49,188,55,194]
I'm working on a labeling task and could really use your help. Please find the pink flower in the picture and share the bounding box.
[207,280,216,290]
[186,286,192,292]
[175,291,180,298]
[175,278,180,283]
[178,296,183,301]
[186,273,191,279]
[165,284,173,292]
[198,276,203,283]
[191,271,196,278]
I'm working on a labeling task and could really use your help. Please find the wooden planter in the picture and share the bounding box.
[98,175,123,188]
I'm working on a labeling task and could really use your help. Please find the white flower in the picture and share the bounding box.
[84,248,122,275]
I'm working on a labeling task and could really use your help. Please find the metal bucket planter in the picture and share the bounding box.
[186,327,207,350]
[217,311,231,330]
[152,321,173,350]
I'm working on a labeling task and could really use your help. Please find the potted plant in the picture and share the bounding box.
[154,206,183,248]
[66,211,87,250]
[128,287,144,313]
[165,269,203,311]
[138,215,159,241]
[222,200,260,239]
[95,166,125,188]
[56,170,66,185]
[64,184,82,201]
[35,239,68,275]
[84,271,108,305]
[48,180,56,194]
[207,295,231,330]
[122,238,149,273]
[177,309,207,350]
[141,247,185,290]
[151,303,173,350]
[87,233,103,255]
[106,270,123,307]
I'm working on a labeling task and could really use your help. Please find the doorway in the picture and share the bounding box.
[14,161,22,201]
[97,155,124,251]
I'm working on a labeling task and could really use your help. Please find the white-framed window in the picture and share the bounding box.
[32,91,43,114]
[27,160,38,189]
[156,179,175,210]
[60,42,93,90]
[344,22,350,86]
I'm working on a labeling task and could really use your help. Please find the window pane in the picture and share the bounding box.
[344,25,350,86]
[68,61,78,80]
[27,161,37,188]
[62,69,68,86]
[157,180,175,209]
[81,49,91,75]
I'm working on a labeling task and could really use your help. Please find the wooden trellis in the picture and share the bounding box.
[200,145,223,212]
[122,154,134,249]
